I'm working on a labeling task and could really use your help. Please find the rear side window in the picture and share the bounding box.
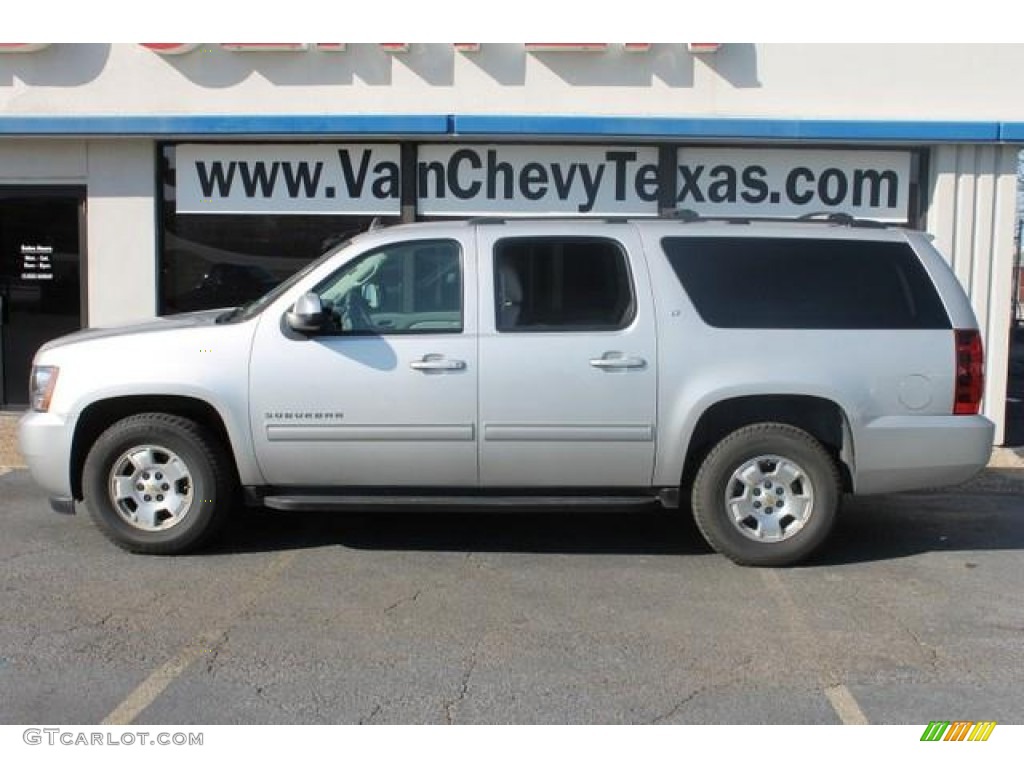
[662,236,951,330]
[494,237,634,332]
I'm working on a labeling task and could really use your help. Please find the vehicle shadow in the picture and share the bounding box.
[215,471,1024,565]
[806,474,1024,566]
[220,507,713,558]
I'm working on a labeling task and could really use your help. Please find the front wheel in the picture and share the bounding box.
[691,423,841,567]
[82,413,236,554]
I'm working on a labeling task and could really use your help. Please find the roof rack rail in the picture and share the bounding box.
[666,209,701,222]
[664,209,889,229]
[467,216,633,225]
[796,211,887,228]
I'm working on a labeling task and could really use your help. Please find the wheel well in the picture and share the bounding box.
[681,395,853,494]
[70,396,236,500]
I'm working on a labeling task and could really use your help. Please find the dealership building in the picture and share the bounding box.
[0,43,1022,442]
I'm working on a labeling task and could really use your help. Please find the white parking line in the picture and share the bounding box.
[102,631,224,726]
[101,550,297,725]
[759,569,870,725]
[824,684,869,725]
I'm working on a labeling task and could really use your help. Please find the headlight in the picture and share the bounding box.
[29,366,59,412]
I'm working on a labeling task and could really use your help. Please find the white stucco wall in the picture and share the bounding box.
[928,145,1019,443]
[2,44,1022,440]
[2,44,1024,121]
[84,140,157,326]
[0,139,86,180]
[0,138,157,328]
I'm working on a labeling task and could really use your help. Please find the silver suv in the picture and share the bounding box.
[18,218,994,566]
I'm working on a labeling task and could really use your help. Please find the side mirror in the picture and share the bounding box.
[285,292,325,333]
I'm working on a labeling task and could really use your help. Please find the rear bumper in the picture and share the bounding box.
[18,410,74,499]
[853,414,995,494]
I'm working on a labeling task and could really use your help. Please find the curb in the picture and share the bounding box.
[988,446,1024,469]
[0,412,24,470]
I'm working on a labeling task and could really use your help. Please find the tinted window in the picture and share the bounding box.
[662,237,950,330]
[158,144,393,315]
[314,239,462,334]
[494,237,634,332]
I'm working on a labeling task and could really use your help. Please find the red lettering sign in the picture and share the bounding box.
[140,43,197,55]
[687,43,722,53]
[0,43,50,52]
[525,44,608,52]
[2,43,721,57]
[220,43,308,52]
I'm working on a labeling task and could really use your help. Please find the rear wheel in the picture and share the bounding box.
[82,413,235,554]
[691,423,840,566]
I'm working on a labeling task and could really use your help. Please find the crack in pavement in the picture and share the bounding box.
[843,582,944,673]
[0,544,60,565]
[359,702,383,725]
[890,617,942,672]
[443,650,478,725]
[759,570,869,724]
[384,552,494,618]
[202,631,231,674]
[100,551,297,725]
[383,589,422,615]
[382,552,490,619]
[649,685,708,724]
[647,654,755,724]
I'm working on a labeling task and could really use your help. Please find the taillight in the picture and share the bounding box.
[953,329,984,415]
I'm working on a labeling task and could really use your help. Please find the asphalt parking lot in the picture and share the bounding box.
[2,451,1023,725]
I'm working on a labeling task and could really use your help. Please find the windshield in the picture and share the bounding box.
[217,236,357,323]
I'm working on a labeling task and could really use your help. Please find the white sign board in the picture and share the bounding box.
[417,145,660,216]
[175,143,913,221]
[675,148,911,221]
[176,144,402,215]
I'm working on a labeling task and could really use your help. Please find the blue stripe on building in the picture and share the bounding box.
[0,114,1021,143]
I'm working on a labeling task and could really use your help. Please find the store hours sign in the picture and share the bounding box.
[176,143,911,221]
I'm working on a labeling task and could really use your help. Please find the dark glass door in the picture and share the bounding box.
[0,188,85,407]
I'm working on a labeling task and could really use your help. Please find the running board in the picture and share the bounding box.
[261,494,665,512]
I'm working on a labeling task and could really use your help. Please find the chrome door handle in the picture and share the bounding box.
[589,355,647,370]
[410,357,466,372]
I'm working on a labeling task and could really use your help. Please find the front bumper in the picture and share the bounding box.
[18,410,75,500]
[853,414,995,494]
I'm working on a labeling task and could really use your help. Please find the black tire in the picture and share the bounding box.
[82,413,236,554]
[691,423,840,567]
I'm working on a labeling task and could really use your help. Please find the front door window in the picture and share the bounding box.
[314,239,462,334]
